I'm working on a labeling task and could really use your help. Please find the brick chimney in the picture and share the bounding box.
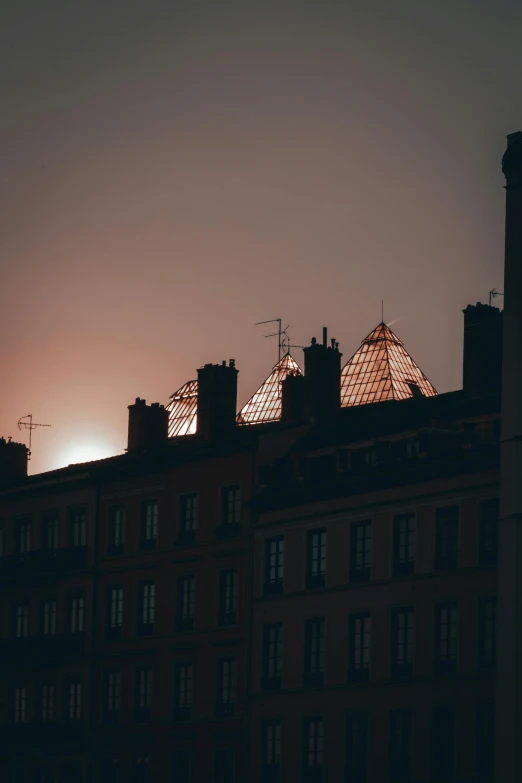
[281,372,306,423]
[127,398,169,453]
[0,437,28,484]
[197,360,238,440]
[462,302,503,396]
[302,327,342,424]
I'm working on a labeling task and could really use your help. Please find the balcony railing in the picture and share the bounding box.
[0,546,88,581]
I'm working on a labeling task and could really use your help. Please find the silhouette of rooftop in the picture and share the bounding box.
[166,380,198,437]
[237,353,302,425]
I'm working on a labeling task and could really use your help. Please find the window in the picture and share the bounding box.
[41,684,54,721]
[263,623,283,689]
[138,582,155,635]
[393,513,415,576]
[306,529,326,588]
[479,498,498,566]
[215,749,235,783]
[435,506,459,570]
[108,506,126,555]
[135,667,153,722]
[391,607,414,679]
[346,713,369,783]
[179,493,198,544]
[478,597,496,670]
[262,720,282,783]
[303,717,324,782]
[14,603,29,638]
[389,709,413,783]
[68,681,82,721]
[140,500,158,550]
[219,569,238,625]
[217,658,237,716]
[15,518,31,556]
[304,618,325,685]
[133,755,151,783]
[221,485,241,527]
[434,603,458,674]
[348,613,371,681]
[432,705,455,782]
[173,661,193,720]
[42,599,57,636]
[68,595,84,634]
[172,750,192,783]
[265,536,285,595]
[476,703,494,783]
[14,686,26,723]
[42,513,59,551]
[350,521,372,582]
[176,574,195,630]
[70,509,86,548]
[104,671,121,723]
[107,585,123,637]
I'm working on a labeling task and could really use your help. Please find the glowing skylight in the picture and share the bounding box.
[237,354,302,425]
[166,380,198,437]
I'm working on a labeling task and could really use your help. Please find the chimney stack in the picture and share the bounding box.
[281,372,306,423]
[127,398,169,453]
[0,437,28,485]
[197,360,238,441]
[462,302,503,396]
[302,328,342,424]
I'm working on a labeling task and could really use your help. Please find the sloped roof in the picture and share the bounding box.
[340,322,437,408]
[166,380,198,437]
[236,353,302,425]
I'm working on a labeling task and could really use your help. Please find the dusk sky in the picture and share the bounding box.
[1,1,520,474]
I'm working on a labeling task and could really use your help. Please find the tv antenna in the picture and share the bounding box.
[489,288,504,306]
[17,414,51,460]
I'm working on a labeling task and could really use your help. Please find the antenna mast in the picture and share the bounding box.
[489,288,504,306]
[17,414,51,460]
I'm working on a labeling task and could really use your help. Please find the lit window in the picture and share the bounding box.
[219,569,238,625]
[176,575,195,630]
[140,501,158,550]
[434,603,458,673]
[306,529,326,588]
[173,661,193,719]
[217,658,237,716]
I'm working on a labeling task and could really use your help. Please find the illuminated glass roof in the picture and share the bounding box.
[166,380,198,437]
[236,353,303,425]
[340,322,437,407]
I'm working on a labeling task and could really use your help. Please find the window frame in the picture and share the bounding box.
[178,492,198,544]
[392,513,416,576]
[350,520,372,583]
[218,568,238,626]
[262,623,283,690]
[304,618,326,686]
[139,500,158,550]
[434,602,459,674]
[176,574,195,631]
[173,660,193,720]
[264,536,285,595]
[217,657,237,717]
[108,505,126,556]
[434,506,459,571]
[306,529,327,589]
[137,581,155,636]
[391,607,414,679]
[348,612,371,681]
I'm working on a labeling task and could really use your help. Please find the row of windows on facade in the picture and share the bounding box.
[9,570,238,639]
[261,598,496,689]
[259,703,494,783]
[99,749,233,783]
[264,499,499,594]
[0,486,241,558]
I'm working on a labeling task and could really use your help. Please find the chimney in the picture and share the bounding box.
[302,328,342,424]
[197,360,238,440]
[462,302,503,396]
[281,372,306,423]
[0,437,28,484]
[127,398,169,453]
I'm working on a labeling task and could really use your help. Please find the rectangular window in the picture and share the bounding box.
[215,749,235,783]
[478,597,496,670]
[221,485,241,526]
[107,585,123,637]
[179,493,198,543]
[108,506,126,555]
[70,509,86,548]
[69,595,85,634]
[14,603,29,638]
[138,582,155,635]
[42,513,59,551]
[263,623,283,690]
[265,536,285,595]
[68,681,82,721]
[303,717,324,781]
[176,574,195,630]
[476,703,494,783]
[42,599,57,636]
[350,521,372,582]
[104,671,121,722]
[41,684,54,722]
[349,613,371,681]
[14,685,26,723]
[304,618,325,685]
[393,513,416,576]
[262,720,282,783]
[346,713,369,783]
[172,751,192,783]
[391,607,414,679]
[435,506,459,570]
[15,518,31,556]
[479,498,499,566]
[217,658,237,716]
[434,603,458,674]
[432,705,455,782]
[389,709,413,783]
[133,755,151,783]
[306,529,327,588]
[219,569,238,625]
[140,500,158,550]
[135,667,153,722]
[173,661,193,720]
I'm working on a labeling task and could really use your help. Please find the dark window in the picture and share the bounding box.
[432,705,455,782]
[140,500,158,550]
[262,720,282,783]
[68,594,85,634]
[434,603,458,674]
[179,493,198,544]
[391,607,414,679]
[67,681,82,721]
[346,713,369,783]
[303,716,324,782]
[215,749,235,783]
[138,581,155,635]
[70,509,86,548]
[435,506,459,570]
[13,685,27,723]
[42,513,59,551]
[14,603,29,638]
[479,498,499,566]
[221,485,241,526]
[348,613,371,681]
[350,521,372,582]
[107,585,123,637]
[304,618,325,685]
[478,597,496,670]
[15,518,31,556]
[173,661,193,720]
[219,569,238,625]
[135,667,153,722]
[176,574,195,630]
[389,709,413,783]
[41,684,54,722]
[476,703,494,783]
[42,599,57,635]
[265,536,285,595]
[393,513,415,576]
[108,506,126,555]
[133,755,151,783]
[172,750,192,783]
[263,623,283,689]
[306,529,326,588]
[217,658,237,716]
[104,671,121,723]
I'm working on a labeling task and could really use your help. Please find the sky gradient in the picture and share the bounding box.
[1,1,520,474]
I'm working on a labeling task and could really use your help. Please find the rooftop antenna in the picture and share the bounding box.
[489,288,504,306]
[255,318,290,362]
[381,300,384,324]
[17,414,51,461]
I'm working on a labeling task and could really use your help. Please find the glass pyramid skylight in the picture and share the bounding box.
[166,380,198,437]
[236,353,302,425]
[340,322,437,407]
